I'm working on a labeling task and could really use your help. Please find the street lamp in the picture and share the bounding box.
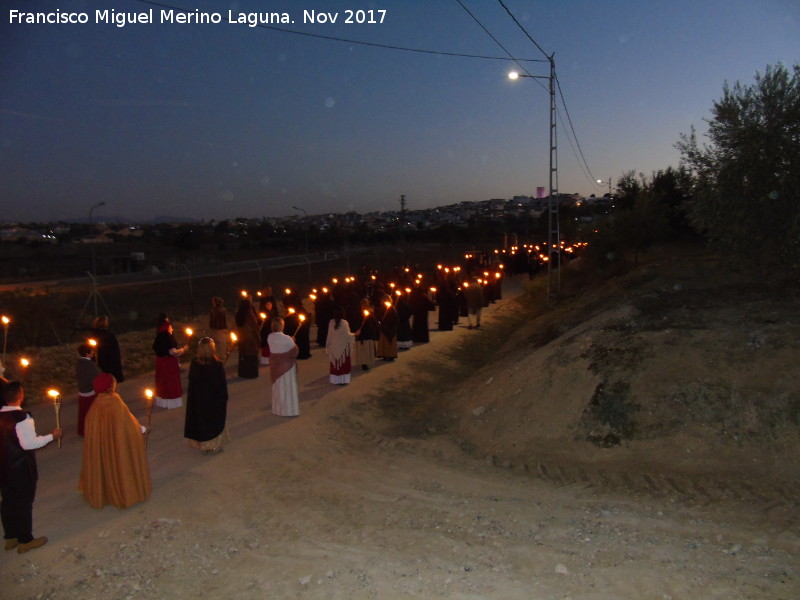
[508,58,560,302]
[89,201,106,276]
[597,178,612,196]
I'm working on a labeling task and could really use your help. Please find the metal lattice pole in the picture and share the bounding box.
[546,55,560,303]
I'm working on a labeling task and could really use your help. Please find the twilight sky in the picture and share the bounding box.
[1,0,798,223]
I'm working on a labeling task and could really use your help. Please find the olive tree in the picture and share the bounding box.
[677,63,800,267]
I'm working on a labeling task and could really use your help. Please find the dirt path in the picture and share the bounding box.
[2,275,798,599]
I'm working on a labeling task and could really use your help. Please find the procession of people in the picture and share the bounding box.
[0,245,524,554]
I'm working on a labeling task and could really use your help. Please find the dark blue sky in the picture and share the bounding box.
[2,0,798,222]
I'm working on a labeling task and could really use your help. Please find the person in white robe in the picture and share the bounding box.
[325,306,355,385]
[267,318,299,417]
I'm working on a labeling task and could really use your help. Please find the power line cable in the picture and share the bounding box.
[495,0,551,61]
[454,0,548,92]
[135,0,547,63]
[555,107,594,187]
[555,73,605,190]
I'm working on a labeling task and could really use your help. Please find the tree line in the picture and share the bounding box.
[590,62,799,272]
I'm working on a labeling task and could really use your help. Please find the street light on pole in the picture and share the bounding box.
[508,57,560,302]
[597,178,612,196]
[89,201,106,276]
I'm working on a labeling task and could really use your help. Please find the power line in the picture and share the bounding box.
[555,74,605,190]
[454,0,548,92]
[495,0,551,61]
[134,0,546,63]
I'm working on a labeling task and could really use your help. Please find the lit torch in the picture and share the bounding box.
[19,357,30,383]
[144,389,154,448]
[1,314,10,365]
[47,389,62,449]
[293,314,306,336]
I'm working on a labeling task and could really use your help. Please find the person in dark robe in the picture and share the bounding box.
[184,338,228,455]
[234,299,260,379]
[355,298,380,371]
[294,305,312,360]
[409,287,435,344]
[208,296,230,360]
[91,315,124,383]
[258,287,278,316]
[396,290,413,350]
[376,295,398,361]
[342,285,362,333]
[436,284,457,331]
[258,299,277,366]
[75,342,101,436]
[152,315,188,409]
[314,288,335,347]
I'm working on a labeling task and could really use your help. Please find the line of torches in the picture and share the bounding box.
[1,239,583,453]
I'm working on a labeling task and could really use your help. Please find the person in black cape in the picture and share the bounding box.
[91,315,124,383]
[409,287,435,343]
[184,338,228,455]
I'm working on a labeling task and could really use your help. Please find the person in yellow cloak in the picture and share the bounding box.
[78,373,152,509]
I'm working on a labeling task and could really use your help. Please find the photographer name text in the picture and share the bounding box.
[8,8,387,28]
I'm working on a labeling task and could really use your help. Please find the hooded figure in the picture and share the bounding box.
[78,374,152,509]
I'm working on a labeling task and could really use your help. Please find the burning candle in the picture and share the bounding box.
[240,290,248,298]
[47,389,62,449]
[185,327,193,337]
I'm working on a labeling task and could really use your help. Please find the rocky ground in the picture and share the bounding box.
[1,244,798,599]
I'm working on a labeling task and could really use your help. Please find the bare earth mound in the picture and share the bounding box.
[2,244,798,599]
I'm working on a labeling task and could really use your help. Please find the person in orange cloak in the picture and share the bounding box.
[78,373,152,509]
